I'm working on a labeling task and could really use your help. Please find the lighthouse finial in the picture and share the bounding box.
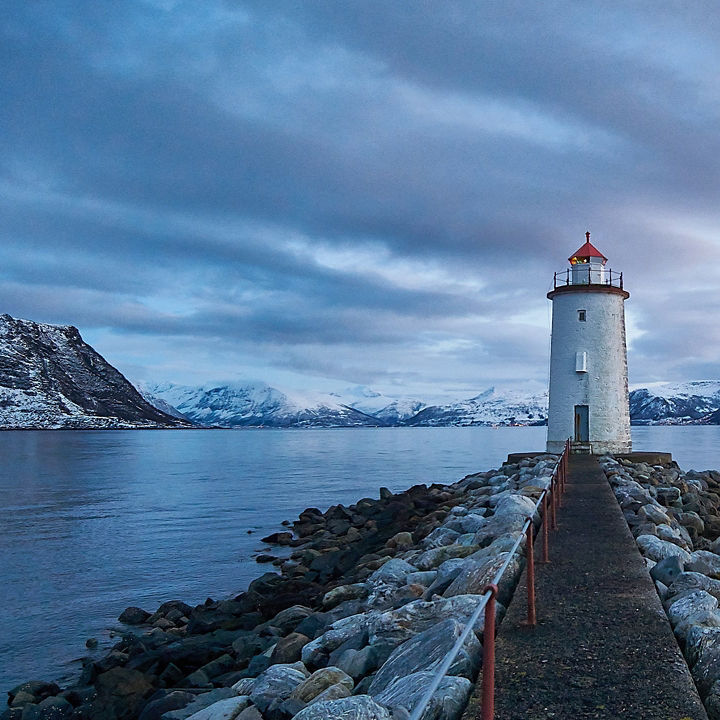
[586,231,590,242]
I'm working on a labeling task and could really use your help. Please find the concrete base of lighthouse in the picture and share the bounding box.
[547,439,632,455]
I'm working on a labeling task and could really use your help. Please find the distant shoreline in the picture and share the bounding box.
[2,421,720,430]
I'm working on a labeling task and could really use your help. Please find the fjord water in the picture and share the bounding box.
[1,426,719,692]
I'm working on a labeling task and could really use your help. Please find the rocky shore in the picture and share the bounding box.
[600,455,720,720]
[3,455,559,720]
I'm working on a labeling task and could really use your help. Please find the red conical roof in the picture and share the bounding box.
[569,232,607,263]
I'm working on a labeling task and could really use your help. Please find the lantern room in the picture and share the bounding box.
[569,232,607,285]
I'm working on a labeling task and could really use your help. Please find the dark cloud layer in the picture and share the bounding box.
[2,1,719,395]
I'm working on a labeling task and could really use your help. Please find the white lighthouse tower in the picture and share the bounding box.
[546,233,631,454]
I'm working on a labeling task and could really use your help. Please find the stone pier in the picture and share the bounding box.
[463,454,707,719]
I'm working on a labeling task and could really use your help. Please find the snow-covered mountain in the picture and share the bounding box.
[140,382,549,428]
[336,385,427,423]
[404,387,549,427]
[0,315,190,429]
[139,382,386,428]
[629,382,720,424]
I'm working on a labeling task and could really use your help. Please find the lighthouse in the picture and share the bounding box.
[546,233,631,454]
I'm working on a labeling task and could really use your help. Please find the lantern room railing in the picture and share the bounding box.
[553,267,623,289]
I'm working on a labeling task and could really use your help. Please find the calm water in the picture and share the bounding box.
[1,425,719,692]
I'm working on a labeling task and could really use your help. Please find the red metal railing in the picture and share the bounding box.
[408,439,571,720]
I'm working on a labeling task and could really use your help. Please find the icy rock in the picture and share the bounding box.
[693,644,720,697]
[368,618,480,695]
[163,689,236,720]
[136,691,195,720]
[650,556,684,588]
[705,681,720,720]
[473,515,527,547]
[368,594,499,648]
[667,590,718,626]
[309,682,352,705]
[443,552,521,606]
[635,535,691,564]
[444,514,487,535]
[272,632,311,664]
[655,524,690,548]
[421,527,461,550]
[302,613,374,667]
[468,533,525,564]
[235,707,262,720]
[655,580,669,600]
[335,645,380,680]
[249,663,308,714]
[290,667,354,703]
[405,571,437,587]
[368,559,418,585]
[492,494,537,519]
[415,545,479,571]
[521,474,552,491]
[231,678,255,696]
[687,551,720,577]
[423,559,467,597]
[685,626,720,667]
[373,671,472,720]
[656,487,681,505]
[667,572,720,603]
[323,584,369,609]
[270,605,314,634]
[292,695,391,720]
[674,609,720,644]
[185,696,251,720]
[637,504,671,526]
[386,532,414,550]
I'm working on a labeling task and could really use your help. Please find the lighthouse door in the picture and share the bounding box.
[574,405,589,442]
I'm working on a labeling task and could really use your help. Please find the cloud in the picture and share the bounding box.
[1,1,719,395]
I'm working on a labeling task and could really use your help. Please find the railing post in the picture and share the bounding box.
[525,523,536,626]
[557,468,563,507]
[551,477,557,530]
[565,439,570,489]
[481,584,499,720]
[541,492,550,563]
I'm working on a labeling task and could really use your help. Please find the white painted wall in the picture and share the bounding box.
[546,288,631,453]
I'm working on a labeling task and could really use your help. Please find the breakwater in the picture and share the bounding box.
[3,454,560,720]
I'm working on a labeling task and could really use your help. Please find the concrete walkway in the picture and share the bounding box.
[463,454,708,720]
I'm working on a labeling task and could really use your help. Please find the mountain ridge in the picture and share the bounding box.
[0,314,191,429]
[2,313,720,429]
[139,381,550,428]
[140,381,720,429]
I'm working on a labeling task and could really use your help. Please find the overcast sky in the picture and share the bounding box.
[3,2,720,399]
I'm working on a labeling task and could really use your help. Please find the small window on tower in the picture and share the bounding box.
[578,310,586,322]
